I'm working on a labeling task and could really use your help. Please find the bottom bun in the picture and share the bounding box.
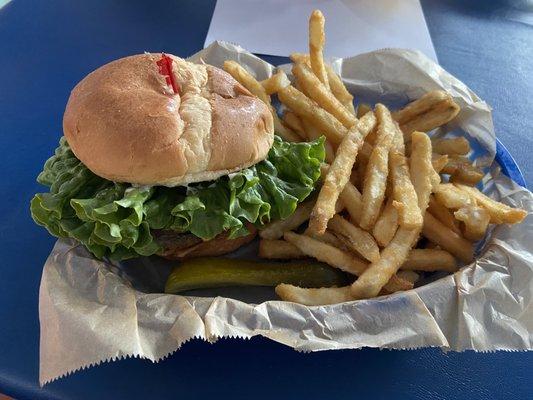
[155,224,257,260]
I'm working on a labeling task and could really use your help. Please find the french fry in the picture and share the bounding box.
[392,121,406,154]
[379,274,415,294]
[432,153,449,173]
[276,284,353,306]
[434,183,474,209]
[300,117,335,163]
[223,60,300,143]
[259,201,314,240]
[258,239,305,259]
[292,62,357,128]
[449,169,484,186]
[359,104,396,229]
[306,230,347,249]
[441,156,484,185]
[392,90,460,140]
[261,70,291,95]
[357,103,372,119]
[325,65,355,115]
[351,129,436,299]
[339,181,363,225]
[428,196,461,234]
[309,10,329,89]
[410,131,440,211]
[372,198,399,247]
[223,60,270,104]
[284,232,411,298]
[432,137,471,155]
[390,152,423,229]
[351,227,420,299]
[422,213,474,263]
[308,121,366,234]
[402,249,457,272]
[274,117,303,142]
[454,206,491,241]
[284,231,367,276]
[290,52,355,115]
[278,85,347,145]
[282,111,306,139]
[328,215,380,262]
[455,184,528,224]
[290,52,309,64]
[396,270,419,284]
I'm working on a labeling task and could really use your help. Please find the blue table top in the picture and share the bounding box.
[0,1,531,399]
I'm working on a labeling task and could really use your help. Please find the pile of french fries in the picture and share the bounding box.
[223,10,527,305]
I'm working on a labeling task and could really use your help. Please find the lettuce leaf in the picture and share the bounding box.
[31,136,324,260]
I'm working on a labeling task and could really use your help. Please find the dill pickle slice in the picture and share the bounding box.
[164,257,350,294]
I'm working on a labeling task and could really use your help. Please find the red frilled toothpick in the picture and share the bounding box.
[156,53,180,94]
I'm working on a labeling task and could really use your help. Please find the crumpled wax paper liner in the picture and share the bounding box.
[39,42,533,385]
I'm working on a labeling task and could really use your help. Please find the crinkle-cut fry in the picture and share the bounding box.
[359,104,396,229]
[284,231,367,276]
[278,85,347,145]
[308,121,366,234]
[432,137,471,155]
[432,153,449,174]
[351,227,420,299]
[282,111,306,138]
[309,10,330,89]
[422,213,474,263]
[402,249,457,272]
[434,183,475,209]
[392,91,460,140]
[410,131,440,211]
[454,206,491,241]
[373,198,399,247]
[455,184,528,224]
[276,284,353,306]
[428,196,461,234]
[258,239,305,259]
[328,215,380,262]
[223,61,300,143]
[339,181,363,225]
[390,152,423,229]
[292,62,357,128]
[259,201,315,240]
[261,70,291,95]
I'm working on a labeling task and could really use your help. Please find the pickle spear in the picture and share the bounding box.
[164,257,350,294]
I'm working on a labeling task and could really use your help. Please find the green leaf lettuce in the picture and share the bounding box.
[31,136,324,260]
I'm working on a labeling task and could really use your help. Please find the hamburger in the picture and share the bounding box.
[31,53,324,260]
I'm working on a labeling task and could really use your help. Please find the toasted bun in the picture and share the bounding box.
[63,54,274,186]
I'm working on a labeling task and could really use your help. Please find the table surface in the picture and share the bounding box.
[0,0,532,399]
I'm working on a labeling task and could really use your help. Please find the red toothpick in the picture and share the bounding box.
[156,53,180,94]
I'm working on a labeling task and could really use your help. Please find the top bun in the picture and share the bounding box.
[63,53,274,186]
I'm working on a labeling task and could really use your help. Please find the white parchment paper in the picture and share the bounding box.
[39,42,533,385]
